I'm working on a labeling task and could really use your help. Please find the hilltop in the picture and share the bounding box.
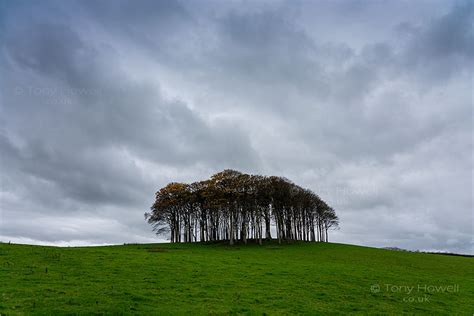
[0,241,472,314]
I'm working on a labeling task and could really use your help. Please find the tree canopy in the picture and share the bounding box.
[145,170,339,245]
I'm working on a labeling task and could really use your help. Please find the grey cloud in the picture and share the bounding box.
[1,20,259,208]
[398,1,473,81]
[0,0,471,253]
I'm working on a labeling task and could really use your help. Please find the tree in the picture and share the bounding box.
[145,170,339,245]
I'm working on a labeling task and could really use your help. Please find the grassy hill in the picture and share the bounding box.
[0,241,472,314]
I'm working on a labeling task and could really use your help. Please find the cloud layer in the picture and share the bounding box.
[1,0,472,253]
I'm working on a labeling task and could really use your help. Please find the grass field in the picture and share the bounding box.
[0,241,472,315]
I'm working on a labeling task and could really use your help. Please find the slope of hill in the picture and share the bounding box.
[0,241,472,314]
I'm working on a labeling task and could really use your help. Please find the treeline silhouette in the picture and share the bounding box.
[145,170,339,245]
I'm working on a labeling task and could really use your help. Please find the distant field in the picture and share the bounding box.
[0,241,472,314]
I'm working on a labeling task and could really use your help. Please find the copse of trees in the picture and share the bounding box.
[145,170,339,245]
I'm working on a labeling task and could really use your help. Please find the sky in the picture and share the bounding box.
[0,0,472,254]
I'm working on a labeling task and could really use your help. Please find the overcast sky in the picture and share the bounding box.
[0,0,472,253]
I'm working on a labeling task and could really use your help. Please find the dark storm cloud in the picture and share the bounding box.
[0,0,471,253]
[1,19,259,205]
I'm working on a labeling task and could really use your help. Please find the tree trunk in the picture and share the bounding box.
[229,212,234,245]
[265,213,272,240]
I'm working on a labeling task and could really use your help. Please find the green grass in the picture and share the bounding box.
[0,241,472,315]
